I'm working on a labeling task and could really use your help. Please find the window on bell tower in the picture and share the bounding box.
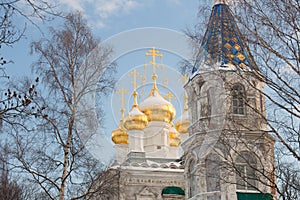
[236,151,257,190]
[232,84,246,115]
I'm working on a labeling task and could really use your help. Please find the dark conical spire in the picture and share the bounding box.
[193,2,257,72]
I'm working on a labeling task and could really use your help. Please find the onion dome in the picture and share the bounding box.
[175,96,189,134]
[139,74,176,123]
[169,125,181,147]
[123,91,148,131]
[176,110,189,134]
[111,122,128,144]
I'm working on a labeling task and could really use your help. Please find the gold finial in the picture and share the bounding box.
[150,73,158,95]
[128,69,140,108]
[146,47,163,96]
[164,92,176,102]
[116,88,129,120]
[178,74,189,111]
[132,91,138,107]
[213,0,228,6]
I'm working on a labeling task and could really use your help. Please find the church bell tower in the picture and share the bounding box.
[182,1,276,199]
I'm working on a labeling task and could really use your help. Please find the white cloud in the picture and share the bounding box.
[94,0,139,18]
[58,0,139,28]
[59,0,84,12]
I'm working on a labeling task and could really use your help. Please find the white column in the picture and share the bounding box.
[114,144,128,163]
[127,130,144,152]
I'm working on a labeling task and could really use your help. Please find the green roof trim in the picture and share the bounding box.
[237,192,273,200]
[161,186,185,196]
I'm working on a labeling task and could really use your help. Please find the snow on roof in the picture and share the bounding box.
[110,159,184,172]
[139,90,171,110]
[128,106,145,117]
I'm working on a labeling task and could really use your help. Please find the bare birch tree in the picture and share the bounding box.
[2,12,116,200]
[0,0,59,75]
[0,0,59,125]
[0,1,59,195]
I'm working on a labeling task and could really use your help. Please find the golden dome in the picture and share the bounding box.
[111,123,128,144]
[169,125,181,147]
[140,92,176,123]
[123,106,148,130]
[123,91,148,131]
[175,110,189,134]
[176,95,189,134]
[139,74,176,123]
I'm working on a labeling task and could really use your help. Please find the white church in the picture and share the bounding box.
[108,1,276,199]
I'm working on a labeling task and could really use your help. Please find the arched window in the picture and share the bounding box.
[232,84,245,115]
[236,152,257,190]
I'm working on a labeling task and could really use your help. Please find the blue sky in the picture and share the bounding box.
[4,0,203,77]
[3,0,216,163]
[59,0,200,32]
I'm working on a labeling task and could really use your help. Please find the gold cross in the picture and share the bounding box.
[115,88,129,120]
[145,47,163,75]
[128,68,141,107]
[178,74,188,84]
[128,69,139,90]
[162,78,168,86]
[140,64,147,85]
[178,74,189,111]
[164,92,176,102]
